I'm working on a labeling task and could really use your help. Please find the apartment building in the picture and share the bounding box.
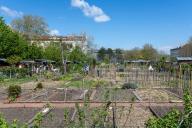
[170,47,181,58]
[30,35,89,53]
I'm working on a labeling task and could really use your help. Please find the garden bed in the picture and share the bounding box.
[17,88,93,101]
[150,105,184,118]
[48,89,92,101]
[135,89,181,102]
[164,88,183,99]
[108,106,153,127]
[17,89,52,101]
[93,88,137,101]
[39,108,75,128]
[0,88,32,101]
[0,108,41,125]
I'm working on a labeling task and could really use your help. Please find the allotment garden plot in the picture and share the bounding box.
[0,67,191,128]
[93,88,137,102]
[16,88,93,102]
[100,67,192,98]
[108,106,153,128]
[134,88,181,102]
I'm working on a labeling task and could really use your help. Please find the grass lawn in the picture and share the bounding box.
[0,77,36,87]
[59,74,74,81]
[62,79,96,89]
[62,78,108,89]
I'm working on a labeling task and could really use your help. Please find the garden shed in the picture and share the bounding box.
[176,57,192,64]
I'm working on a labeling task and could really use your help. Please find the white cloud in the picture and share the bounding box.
[71,0,110,23]
[0,6,23,18]
[50,29,60,36]
[94,15,110,22]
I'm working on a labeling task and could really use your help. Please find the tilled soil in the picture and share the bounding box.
[48,89,87,101]
[135,89,180,102]
[0,108,41,124]
[93,88,137,101]
[18,89,92,101]
[164,88,183,99]
[108,105,153,128]
[39,108,75,128]
[150,105,184,118]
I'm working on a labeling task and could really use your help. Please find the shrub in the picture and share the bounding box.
[146,89,192,128]
[8,96,16,102]
[45,71,53,79]
[122,83,138,89]
[35,82,43,90]
[0,77,4,82]
[33,112,43,127]
[8,85,21,98]
[146,109,180,128]
[16,68,28,78]
[0,114,8,128]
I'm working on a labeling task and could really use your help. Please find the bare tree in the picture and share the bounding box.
[11,15,49,39]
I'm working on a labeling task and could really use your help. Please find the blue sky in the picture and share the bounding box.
[0,0,192,53]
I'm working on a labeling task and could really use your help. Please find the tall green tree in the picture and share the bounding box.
[0,17,28,58]
[124,47,142,60]
[107,48,114,60]
[97,47,106,61]
[68,46,86,62]
[156,56,166,71]
[141,44,157,60]
[26,44,44,60]
[44,45,62,64]
[115,48,123,63]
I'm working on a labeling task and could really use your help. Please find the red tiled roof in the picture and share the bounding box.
[33,35,86,42]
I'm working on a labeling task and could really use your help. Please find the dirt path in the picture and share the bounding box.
[0,102,183,109]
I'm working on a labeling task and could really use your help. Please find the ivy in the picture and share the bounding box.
[146,89,192,128]
[0,114,27,128]
[146,109,180,128]
[0,114,8,128]
[180,89,192,128]
[32,112,43,128]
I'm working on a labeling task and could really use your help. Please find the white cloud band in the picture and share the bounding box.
[0,6,23,18]
[71,0,110,23]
